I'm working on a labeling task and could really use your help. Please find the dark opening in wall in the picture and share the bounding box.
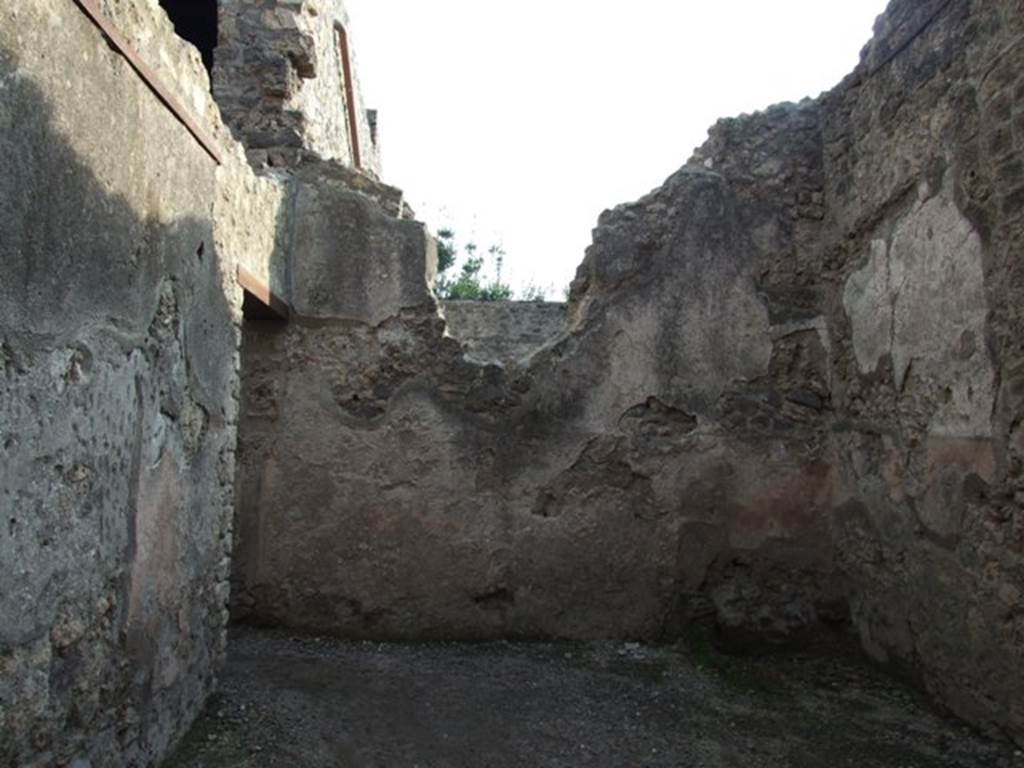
[159,0,218,76]
[238,267,290,323]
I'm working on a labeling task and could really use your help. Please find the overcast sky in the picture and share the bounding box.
[345,0,888,297]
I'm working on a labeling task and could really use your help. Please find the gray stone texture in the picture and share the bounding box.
[0,0,285,765]
[235,162,840,651]
[819,0,1024,743]
[288,161,435,324]
[4,0,1024,763]
[232,0,1024,748]
[442,301,568,368]
[214,0,381,175]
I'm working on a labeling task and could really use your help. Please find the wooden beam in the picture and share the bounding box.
[70,0,223,165]
[237,266,290,321]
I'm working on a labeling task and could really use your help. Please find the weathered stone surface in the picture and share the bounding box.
[232,0,1024,749]
[842,180,994,434]
[442,301,567,367]
[289,164,436,323]
[235,160,840,652]
[5,0,1023,761]
[819,0,1024,744]
[215,0,381,175]
[0,1,285,765]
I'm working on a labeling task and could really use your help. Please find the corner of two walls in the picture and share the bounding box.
[819,0,1024,742]
[0,0,289,764]
[230,0,1024,748]
[680,0,1024,742]
[231,161,442,629]
[233,92,845,650]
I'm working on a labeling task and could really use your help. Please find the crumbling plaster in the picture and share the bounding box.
[233,0,1024,747]
[1,0,1022,766]
[1,0,285,764]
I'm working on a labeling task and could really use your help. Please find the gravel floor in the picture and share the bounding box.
[165,627,1022,768]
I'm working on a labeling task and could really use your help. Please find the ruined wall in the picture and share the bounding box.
[234,121,844,648]
[605,0,1024,739]
[232,0,1023,747]
[215,0,381,175]
[819,0,1024,742]
[442,301,567,367]
[0,0,288,764]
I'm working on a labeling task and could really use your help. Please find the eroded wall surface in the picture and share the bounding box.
[215,0,381,174]
[233,0,1023,746]
[236,121,841,644]
[819,0,1024,741]
[0,0,287,764]
[442,301,567,367]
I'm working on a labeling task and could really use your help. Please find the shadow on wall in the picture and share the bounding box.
[0,47,236,767]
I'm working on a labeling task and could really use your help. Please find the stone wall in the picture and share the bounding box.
[215,0,381,175]
[442,301,568,367]
[232,0,1023,747]
[234,161,843,646]
[820,0,1024,741]
[7,0,1016,761]
[0,1,287,764]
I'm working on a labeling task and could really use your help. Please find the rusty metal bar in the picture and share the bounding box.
[238,266,290,321]
[335,24,362,170]
[70,0,223,165]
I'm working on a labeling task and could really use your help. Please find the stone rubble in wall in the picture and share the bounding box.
[230,0,1024,750]
[3,0,1024,765]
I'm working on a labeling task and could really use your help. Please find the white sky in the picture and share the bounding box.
[345,0,887,297]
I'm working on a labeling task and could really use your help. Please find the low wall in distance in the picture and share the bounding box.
[442,301,567,367]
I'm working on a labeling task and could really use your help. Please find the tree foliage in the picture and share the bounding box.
[435,230,514,301]
[519,282,548,302]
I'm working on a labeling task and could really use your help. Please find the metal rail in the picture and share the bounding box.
[70,0,223,165]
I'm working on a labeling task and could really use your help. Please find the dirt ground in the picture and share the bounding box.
[165,627,1022,768]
